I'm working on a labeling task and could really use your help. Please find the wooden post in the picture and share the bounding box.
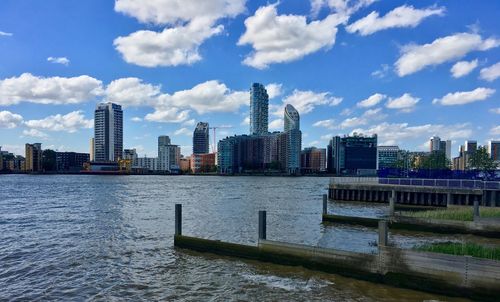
[258,210,267,240]
[473,198,480,220]
[378,220,388,247]
[175,204,182,236]
[389,190,395,217]
[322,194,328,215]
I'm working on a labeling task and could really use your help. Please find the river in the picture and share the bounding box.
[0,175,470,301]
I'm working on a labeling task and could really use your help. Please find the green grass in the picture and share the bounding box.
[404,207,500,221]
[415,242,500,261]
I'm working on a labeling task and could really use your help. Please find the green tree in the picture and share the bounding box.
[419,152,451,170]
[468,146,498,172]
[42,149,57,171]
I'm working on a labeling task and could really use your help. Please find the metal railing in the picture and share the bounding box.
[330,177,500,190]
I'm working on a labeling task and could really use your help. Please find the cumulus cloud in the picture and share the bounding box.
[114,0,246,67]
[432,87,495,106]
[0,73,103,105]
[357,93,386,108]
[269,118,283,131]
[182,119,196,126]
[265,83,283,99]
[241,116,250,126]
[47,56,70,66]
[114,20,223,67]
[385,93,420,111]
[352,122,473,147]
[105,77,161,107]
[450,59,478,78]
[24,111,93,133]
[174,127,192,136]
[340,108,386,129]
[282,89,342,114]
[144,108,190,123]
[0,111,23,128]
[238,3,348,69]
[346,5,444,36]
[480,62,500,82]
[22,129,49,139]
[371,64,390,79]
[313,119,336,129]
[0,31,13,36]
[395,33,500,77]
[131,117,142,122]
[310,0,377,18]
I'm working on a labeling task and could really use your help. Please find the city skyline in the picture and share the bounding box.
[0,0,499,157]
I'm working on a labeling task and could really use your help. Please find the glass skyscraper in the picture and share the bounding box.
[193,122,209,154]
[250,83,269,135]
[284,104,301,174]
[94,102,123,162]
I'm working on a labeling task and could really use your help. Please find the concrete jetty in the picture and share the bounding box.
[173,204,500,301]
[328,177,499,207]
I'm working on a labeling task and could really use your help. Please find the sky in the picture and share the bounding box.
[0,0,499,158]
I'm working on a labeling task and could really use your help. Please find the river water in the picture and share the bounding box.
[0,175,471,301]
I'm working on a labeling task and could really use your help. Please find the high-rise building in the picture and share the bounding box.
[429,136,451,160]
[193,122,209,154]
[94,103,123,162]
[328,134,377,175]
[301,147,326,173]
[452,140,478,170]
[377,146,400,169]
[487,140,500,162]
[465,140,477,153]
[250,83,269,135]
[158,135,181,172]
[284,104,301,174]
[25,143,42,172]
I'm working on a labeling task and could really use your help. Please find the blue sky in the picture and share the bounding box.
[0,0,499,157]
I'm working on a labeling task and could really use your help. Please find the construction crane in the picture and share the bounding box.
[209,125,232,153]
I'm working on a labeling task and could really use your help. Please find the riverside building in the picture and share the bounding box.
[193,122,209,154]
[25,143,42,172]
[250,83,269,135]
[94,103,123,162]
[327,134,378,176]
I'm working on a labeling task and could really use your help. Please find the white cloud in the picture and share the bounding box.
[0,31,13,37]
[357,93,386,108]
[0,73,103,105]
[490,108,500,114]
[313,119,336,129]
[491,125,500,136]
[0,111,23,128]
[265,83,283,99]
[114,0,245,67]
[480,62,500,82]
[24,111,93,133]
[144,108,190,123]
[174,127,192,136]
[340,107,386,128]
[131,117,142,122]
[114,20,223,67]
[395,33,500,77]
[47,56,70,66]
[450,59,478,78]
[22,129,49,139]
[167,80,248,114]
[352,122,473,148]
[385,93,419,111]
[432,87,495,106]
[241,116,250,126]
[371,64,389,78]
[340,108,353,116]
[182,119,196,126]
[310,0,377,18]
[105,77,161,107]
[282,89,342,114]
[238,3,348,69]
[269,118,283,131]
[346,5,444,36]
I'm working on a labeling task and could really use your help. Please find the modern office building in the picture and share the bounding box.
[94,103,123,162]
[56,152,90,171]
[378,146,400,169]
[488,140,500,162]
[301,147,326,173]
[453,140,478,170]
[158,135,181,172]
[25,143,42,172]
[327,134,377,175]
[284,104,301,174]
[429,136,451,160]
[250,83,269,135]
[193,122,209,154]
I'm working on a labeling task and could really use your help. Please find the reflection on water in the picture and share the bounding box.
[0,175,470,301]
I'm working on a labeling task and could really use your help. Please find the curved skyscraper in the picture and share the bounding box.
[250,83,269,135]
[284,104,300,132]
[193,122,209,154]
